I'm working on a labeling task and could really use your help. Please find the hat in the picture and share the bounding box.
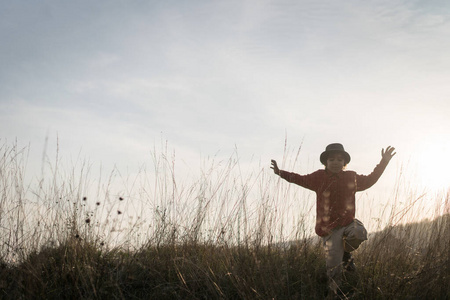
[320,143,351,165]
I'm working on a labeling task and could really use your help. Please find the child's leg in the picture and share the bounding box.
[343,219,368,252]
[322,227,345,295]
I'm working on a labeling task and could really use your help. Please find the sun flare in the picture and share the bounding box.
[414,140,450,192]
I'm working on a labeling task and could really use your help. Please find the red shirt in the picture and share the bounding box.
[279,160,388,236]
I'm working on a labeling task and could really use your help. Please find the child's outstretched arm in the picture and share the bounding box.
[271,159,319,190]
[381,146,396,164]
[356,145,396,191]
[271,159,280,175]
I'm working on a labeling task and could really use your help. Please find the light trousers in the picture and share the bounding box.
[322,219,368,294]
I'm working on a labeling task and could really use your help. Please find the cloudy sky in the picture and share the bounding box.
[1,0,449,199]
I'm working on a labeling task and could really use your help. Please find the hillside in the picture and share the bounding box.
[0,214,448,299]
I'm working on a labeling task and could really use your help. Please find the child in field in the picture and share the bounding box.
[271,143,396,297]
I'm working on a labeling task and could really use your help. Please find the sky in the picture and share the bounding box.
[1,0,449,214]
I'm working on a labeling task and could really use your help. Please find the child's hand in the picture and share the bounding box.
[381,146,396,163]
[271,160,280,175]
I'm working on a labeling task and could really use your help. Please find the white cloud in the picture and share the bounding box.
[1,0,449,195]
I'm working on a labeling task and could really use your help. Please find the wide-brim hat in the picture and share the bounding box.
[320,143,351,165]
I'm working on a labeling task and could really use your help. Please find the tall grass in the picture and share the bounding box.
[0,141,448,299]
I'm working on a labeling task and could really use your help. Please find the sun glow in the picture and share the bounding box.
[414,140,450,193]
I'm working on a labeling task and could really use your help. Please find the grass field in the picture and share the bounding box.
[0,142,448,299]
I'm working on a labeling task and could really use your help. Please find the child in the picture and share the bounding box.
[271,143,396,297]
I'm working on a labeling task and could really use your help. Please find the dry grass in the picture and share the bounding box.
[0,141,449,299]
